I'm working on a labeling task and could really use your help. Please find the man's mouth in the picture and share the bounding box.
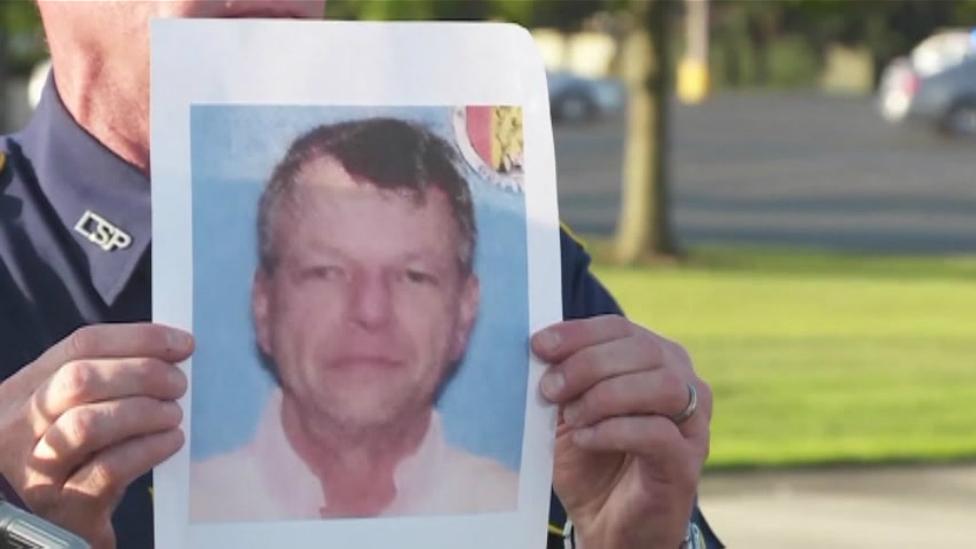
[330,355,404,370]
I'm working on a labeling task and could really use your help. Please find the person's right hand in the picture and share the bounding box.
[0,323,192,549]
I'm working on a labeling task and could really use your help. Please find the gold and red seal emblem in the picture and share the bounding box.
[453,106,524,193]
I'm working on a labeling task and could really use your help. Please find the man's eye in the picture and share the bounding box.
[303,265,345,281]
[404,269,437,285]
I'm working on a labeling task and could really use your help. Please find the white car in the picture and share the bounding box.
[878,29,976,137]
[547,71,624,124]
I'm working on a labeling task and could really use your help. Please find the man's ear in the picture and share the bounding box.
[450,273,480,362]
[252,268,274,356]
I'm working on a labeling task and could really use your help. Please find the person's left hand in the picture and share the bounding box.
[532,314,712,549]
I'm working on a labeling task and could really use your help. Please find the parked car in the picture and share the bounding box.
[878,29,976,138]
[547,71,624,124]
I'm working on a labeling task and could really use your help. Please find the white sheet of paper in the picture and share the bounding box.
[151,19,561,549]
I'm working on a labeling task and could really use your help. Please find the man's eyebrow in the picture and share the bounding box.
[285,240,346,262]
[369,249,454,270]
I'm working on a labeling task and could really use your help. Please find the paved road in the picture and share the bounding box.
[699,464,976,548]
[555,92,976,253]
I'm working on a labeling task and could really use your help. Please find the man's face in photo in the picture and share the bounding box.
[252,155,479,430]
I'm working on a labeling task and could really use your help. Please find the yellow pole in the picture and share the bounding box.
[677,0,710,104]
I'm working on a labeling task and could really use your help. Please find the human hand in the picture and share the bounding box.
[0,323,192,549]
[533,315,711,549]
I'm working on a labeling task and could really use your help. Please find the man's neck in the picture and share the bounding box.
[50,48,151,174]
[279,393,433,517]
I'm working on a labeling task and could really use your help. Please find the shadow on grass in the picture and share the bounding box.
[706,455,976,474]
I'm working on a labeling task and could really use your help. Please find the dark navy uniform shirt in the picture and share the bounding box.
[1,79,719,548]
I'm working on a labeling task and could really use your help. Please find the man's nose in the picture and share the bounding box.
[348,270,393,330]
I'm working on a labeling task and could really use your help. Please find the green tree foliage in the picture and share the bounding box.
[711,0,976,88]
[0,1,44,76]
[326,0,607,30]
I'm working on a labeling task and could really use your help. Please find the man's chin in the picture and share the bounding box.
[322,408,409,434]
[314,394,433,433]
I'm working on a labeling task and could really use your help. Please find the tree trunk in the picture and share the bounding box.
[614,0,674,264]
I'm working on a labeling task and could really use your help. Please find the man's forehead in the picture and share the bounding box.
[292,155,351,187]
[290,155,440,205]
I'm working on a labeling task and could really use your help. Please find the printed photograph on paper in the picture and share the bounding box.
[186,105,529,523]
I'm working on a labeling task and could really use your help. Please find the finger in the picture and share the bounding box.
[24,324,193,388]
[33,397,182,484]
[531,314,634,363]
[572,414,684,462]
[561,369,689,428]
[573,415,702,489]
[539,335,664,403]
[30,358,187,434]
[64,428,184,508]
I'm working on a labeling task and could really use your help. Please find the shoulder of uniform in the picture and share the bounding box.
[559,221,594,273]
[0,134,28,183]
[559,221,587,251]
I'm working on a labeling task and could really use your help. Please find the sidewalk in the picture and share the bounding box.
[698,464,976,548]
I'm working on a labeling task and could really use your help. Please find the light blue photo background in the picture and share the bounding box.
[189,105,528,472]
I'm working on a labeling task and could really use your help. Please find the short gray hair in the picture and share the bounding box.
[257,118,477,275]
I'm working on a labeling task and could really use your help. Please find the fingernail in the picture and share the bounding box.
[168,367,186,388]
[536,329,561,353]
[563,402,581,426]
[168,330,192,352]
[540,373,564,400]
[572,428,593,446]
[164,402,183,423]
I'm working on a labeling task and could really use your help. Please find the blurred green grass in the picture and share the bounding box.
[591,246,976,469]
